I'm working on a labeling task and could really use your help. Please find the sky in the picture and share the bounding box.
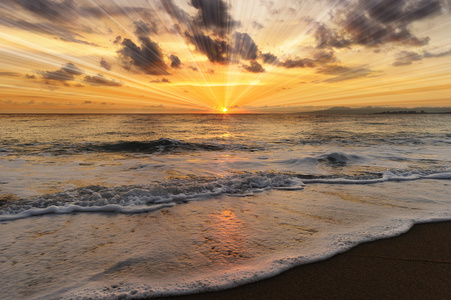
[0,0,451,113]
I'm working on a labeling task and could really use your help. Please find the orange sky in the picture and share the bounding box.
[1,0,451,113]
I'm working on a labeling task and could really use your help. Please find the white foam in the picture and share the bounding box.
[0,173,305,221]
[2,171,450,221]
[0,203,177,221]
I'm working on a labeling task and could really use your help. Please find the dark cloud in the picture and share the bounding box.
[39,69,74,82]
[313,50,338,64]
[260,52,329,69]
[313,23,351,49]
[360,0,442,24]
[80,25,96,34]
[191,0,240,34]
[259,0,281,15]
[0,72,21,77]
[318,65,373,82]
[79,5,147,19]
[162,0,192,27]
[335,0,443,48]
[150,78,171,83]
[423,48,451,58]
[343,11,429,47]
[392,50,423,66]
[169,54,182,68]
[12,0,77,22]
[233,32,259,60]
[188,66,199,71]
[100,58,112,71]
[261,52,279,64]
[61,63,84,75]
[185,32,229,63]
[134,20,158,37]
[38,63,84,82]
[26,74,36,79]
[83,74,122,86]
[118,37,170,75]
[392,48,451,66]
[113,36,122,44]
[243,61,265,73]
[0,16,98,46]
[252,21,264,29]
[278,58,316,68]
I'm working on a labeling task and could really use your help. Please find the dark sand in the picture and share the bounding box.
[155,221,451,300]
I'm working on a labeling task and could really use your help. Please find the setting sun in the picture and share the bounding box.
[222,107,228,113]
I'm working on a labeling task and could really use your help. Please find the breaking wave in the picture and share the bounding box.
[1,170,450,222]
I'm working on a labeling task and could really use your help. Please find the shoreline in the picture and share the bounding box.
[154,221,451,300]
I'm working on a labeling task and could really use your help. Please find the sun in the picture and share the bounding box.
[221,107,228,113]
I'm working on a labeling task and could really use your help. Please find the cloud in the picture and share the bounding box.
[233,32,259,60]
[392,50,423,66]
[260,51,330,69]
[133,20,157,37]
[259,0,281,15]
[162,0,192,27]
[191,0,240,34]
[423,48,451,58]
[113,36,122,44]
[243,61,265,73]
[318,65,373,82]
[83,74,122,86]
[100,58,112,71]
[313,50,338,64]
[313,23,351,49]
[117,37,170,75]
[0,72,21,77]
[38,63,85,82]
[185,32,229,63]
[169,55,182,68]
[79,5,148,19]
[0,16,98,46]
[392,48,451,66]
[150,78,171,83]
[39,69,74,81]
[360,0,442,24]
[11,0,77,22]
[278,58,316,68]
[305,0,444,50]
[261,52,279,64]
[61,63,84,75]
[335,0,444,48]
[252,21,264,29]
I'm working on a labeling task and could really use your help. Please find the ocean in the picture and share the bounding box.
[0,113,450,299]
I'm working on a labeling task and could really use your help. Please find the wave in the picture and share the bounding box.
[2,138,267,156]
[276,152,365,167]
[79,138,225,154]
[294,134,451,146]
[0,173,304,221]
[1,171,450,222]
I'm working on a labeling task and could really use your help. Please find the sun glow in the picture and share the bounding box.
[222,107,228,113]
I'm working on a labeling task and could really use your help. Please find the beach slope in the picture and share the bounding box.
[156,221,451,300]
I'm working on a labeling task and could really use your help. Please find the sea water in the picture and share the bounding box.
[0,114,450,299]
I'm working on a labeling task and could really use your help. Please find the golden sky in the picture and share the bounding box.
[1,0,451,113]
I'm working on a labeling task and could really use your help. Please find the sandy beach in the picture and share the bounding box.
[155,221,451,300]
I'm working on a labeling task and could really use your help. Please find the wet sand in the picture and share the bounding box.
[155,221,451,300]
